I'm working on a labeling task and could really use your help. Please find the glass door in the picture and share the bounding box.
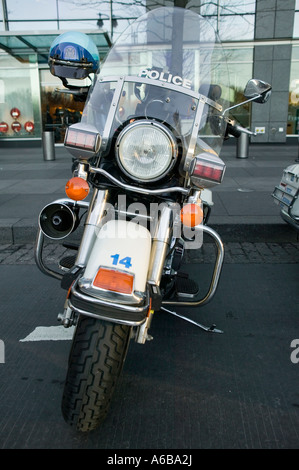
[39,68,85,143]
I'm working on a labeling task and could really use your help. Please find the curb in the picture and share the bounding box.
[209,223,298,243]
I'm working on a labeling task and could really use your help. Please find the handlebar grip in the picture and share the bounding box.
[227,122,242,138]
[226,122,257,138]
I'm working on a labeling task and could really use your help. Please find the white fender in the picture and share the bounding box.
[82,219,152,293]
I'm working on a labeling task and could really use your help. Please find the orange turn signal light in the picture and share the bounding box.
[65,177,89,201]
[180,203,203,227]
[93,268,134,294]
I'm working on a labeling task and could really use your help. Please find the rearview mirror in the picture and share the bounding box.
[244,79,272,104]
[222,78,272,116]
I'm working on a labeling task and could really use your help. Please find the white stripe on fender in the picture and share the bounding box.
[20,326,75,342]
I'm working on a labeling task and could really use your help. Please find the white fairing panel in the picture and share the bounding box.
[83,220,152,293]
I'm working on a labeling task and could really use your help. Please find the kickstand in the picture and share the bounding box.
[160,307,224,334]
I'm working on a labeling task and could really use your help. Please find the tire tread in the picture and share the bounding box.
[61,316,131,432]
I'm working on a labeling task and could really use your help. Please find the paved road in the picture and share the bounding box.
[0,242,298,450]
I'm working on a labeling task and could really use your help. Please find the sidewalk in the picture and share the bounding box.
[0,141,298,244]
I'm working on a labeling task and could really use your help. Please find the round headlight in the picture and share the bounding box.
[115,120,177,182]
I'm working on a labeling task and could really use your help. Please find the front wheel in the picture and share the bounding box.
[61,315,131,432]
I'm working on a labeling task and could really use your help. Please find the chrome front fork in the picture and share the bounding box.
[135,204,174,343]
[75,188,109,266]
[147,204,174,286]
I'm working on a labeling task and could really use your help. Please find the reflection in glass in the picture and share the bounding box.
[187,1,217,15]
[57,20,99,30]
[187,0,256,20]
[220,0,256,15]
[40,68,85,143]
[8,21,58,31]
[219,14,255,41]
[222,48,254,128]
[108,18,143,43]
[288,45,299,135]
[293,12,299,38]
[57,0,107,20]
[6,0,56,20]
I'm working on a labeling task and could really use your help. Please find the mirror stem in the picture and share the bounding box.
[222,95,261,116]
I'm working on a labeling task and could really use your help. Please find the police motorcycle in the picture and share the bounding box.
[35,7,272,432]
[272,163,299,232]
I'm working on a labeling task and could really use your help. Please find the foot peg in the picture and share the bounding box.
[175,273,199,298]
[59,255,76,271]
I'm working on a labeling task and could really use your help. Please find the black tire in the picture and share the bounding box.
[61,315,131,432]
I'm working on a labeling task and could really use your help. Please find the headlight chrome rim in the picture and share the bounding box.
[115,120,178,183]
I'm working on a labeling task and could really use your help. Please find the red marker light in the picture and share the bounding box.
[66,129,97,150]
[192,160,224,183]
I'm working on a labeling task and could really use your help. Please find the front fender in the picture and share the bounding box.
[78,219,152,302]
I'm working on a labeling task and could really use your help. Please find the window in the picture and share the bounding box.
[223,47,254,127]
[294,12,299,38]
[220,0,256,15]
[0,53,41,139]
[190,0,256,41]
[6,0,57,19]
[2,1,256,42]
[39,68,85,143]
[0,6,3,31]
[288,46,299,135]
[219,14,255,41]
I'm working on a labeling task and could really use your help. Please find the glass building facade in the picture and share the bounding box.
[0,0,297,144]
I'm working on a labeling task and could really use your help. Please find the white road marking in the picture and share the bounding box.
[20,326,75,342]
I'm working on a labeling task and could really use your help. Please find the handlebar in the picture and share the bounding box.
[226,120,257,138]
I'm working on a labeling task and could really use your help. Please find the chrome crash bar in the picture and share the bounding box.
[162,225,224,308]
[35,206,224,308]
[161,224,225,334]
[35,228,63,280]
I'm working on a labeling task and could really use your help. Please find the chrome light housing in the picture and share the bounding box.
[115,120,178,182]
[189,152,226,189]
[64,122,101,160]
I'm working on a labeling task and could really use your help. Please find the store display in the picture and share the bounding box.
[24,121,34,133]
[0,122,9,133]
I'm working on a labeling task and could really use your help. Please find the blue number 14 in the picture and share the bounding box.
[110,254,132,269]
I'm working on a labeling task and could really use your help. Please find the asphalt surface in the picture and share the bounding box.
[0,255,298,450]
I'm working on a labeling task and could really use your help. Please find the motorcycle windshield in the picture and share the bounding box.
[81,7,230,159]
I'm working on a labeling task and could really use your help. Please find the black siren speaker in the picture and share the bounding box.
[39,202,78,240]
